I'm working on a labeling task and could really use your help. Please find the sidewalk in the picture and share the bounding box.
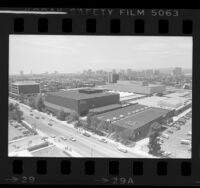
[173,108,191,121]
[17,101,155,158]
[36,129,82,157]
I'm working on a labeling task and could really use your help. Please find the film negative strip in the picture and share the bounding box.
[0,8,199,186]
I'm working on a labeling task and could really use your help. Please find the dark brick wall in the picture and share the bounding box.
[19,85,40,94]
[45,93,79,112]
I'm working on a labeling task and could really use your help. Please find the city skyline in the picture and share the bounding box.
[9,67,192,76]
[9,35,192,75]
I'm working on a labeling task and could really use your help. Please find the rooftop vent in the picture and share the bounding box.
[78,88,103,94]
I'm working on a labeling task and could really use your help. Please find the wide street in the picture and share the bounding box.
[9,98,147,158]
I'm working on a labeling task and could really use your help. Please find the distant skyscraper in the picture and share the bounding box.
[20,70,24,76]
[145,69,153,78]
[108,72,119,83]
[154,69,160,76]
[127,69,132,80]
[173,67,182,77]
[119,69,126,80]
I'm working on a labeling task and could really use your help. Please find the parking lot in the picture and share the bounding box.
[160,118,191,158]
[9,120,35,141]
[9,124,25,141]
[8,134,45,154]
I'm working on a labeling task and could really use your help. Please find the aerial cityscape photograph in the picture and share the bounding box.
[8,35,192,158]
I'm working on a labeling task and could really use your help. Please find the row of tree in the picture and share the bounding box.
[56,109,79,123]
[23,94,46,112]
[147,122,163,156]
[9,103,24,122]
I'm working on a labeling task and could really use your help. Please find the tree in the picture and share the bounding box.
[74,120,83,128]
[28,97,36,109]
[147,122,162,156]
[9,103,15,111]
[57,109,66,121]
[35,94,45,111]
[147,122,162,137]
[96,120,107,131]
[90,117,99,132]
[16,108,23,122]
[19,93,25,103]
[69,111,79,121]
[148,131,162,156]
[9,103,23,122]
[87,112,94,126]
[65,111,79,123]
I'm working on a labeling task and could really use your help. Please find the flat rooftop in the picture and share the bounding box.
[95,104,146,120]
[48,90,119,100]
[95,104,169,130]
[98,83,165,93]
[12,82,39,86]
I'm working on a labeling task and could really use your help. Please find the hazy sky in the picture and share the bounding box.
[9,35,192,75]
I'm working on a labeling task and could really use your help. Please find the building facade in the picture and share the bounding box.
[101,81,166,95]
[108,72,119,83]
[94,104,171,141]
[9,82,40,98]
[45,88,120,115]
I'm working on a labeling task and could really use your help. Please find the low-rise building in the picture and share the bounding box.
[99,81,166,95]
[9,81,40,98]
[45,88,120,116]
[94,104,171,141]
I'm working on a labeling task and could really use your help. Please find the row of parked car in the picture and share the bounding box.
[10,121,33,139]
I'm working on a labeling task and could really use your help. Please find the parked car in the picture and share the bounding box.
[50,134,56,138]
[22,131,30,134]
[184,116,190,120]
[186,113,192,118]
[70,137,76,141]
[161,133,169,139]
[98,138,107,143]
[41,117,45,119]
[117,146,128,153]
[82,132,91,137]
[48,123,53,126]
[166,129,173,134]
[180,139,191,145]
[30,113,33,116]
[157,137,164,144]
[162,151,172,157]
[41,136,48,141]
[61,136,67,140]
[35,116,39,119]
